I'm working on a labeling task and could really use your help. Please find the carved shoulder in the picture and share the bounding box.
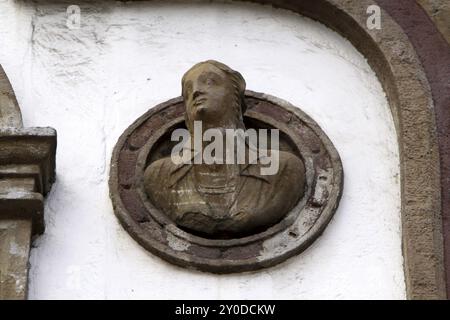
[277,150,306,196]
[143,157,173,196]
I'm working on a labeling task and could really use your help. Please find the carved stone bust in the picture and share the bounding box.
[110,60,342,272]
[143,61,306,237]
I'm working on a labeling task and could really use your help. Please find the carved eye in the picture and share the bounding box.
[206,78,216,86]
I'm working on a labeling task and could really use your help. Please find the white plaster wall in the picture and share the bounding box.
[0,0,405,299]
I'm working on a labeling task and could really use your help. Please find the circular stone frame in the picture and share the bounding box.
[109,91,343,273]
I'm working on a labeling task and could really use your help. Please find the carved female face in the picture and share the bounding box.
[182,63,242,130]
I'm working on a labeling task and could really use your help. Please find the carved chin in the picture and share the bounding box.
[194,105,207,115]
[193,105,220,121]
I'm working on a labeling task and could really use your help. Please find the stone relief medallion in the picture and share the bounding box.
[109,61,343,273]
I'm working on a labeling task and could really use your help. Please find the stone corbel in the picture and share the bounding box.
[0,65,56,299]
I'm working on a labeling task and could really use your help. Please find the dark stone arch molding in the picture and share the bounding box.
[376,0,450,300]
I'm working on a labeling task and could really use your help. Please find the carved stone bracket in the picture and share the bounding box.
[0,65,56,299]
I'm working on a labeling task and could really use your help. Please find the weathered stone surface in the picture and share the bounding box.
[418,0,450,45]
[0,156,52,299]
[0,219,32,300]
[0,128,57,195]
[0,65,22,128]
